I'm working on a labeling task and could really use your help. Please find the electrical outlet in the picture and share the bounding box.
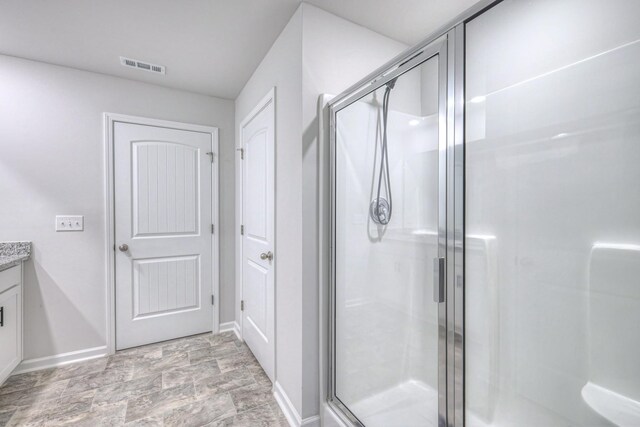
[56,215,84,231]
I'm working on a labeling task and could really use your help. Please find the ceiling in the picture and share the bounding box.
[0,0,481,99]
[304,0,482,45]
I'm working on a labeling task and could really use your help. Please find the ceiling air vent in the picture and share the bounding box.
[119,56,165,75]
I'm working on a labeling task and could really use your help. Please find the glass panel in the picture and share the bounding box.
[334,53,441,426]
[465,1,640,426]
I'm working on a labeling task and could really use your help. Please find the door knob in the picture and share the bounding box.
[119,244,129,252]
[260,251,273,261]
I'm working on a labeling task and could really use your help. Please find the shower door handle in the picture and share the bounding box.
[433,257,445,303]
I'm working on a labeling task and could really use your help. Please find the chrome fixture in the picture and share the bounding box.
[370,78,396,225]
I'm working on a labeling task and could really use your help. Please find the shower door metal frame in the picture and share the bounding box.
[326,1,503,426]
[327,34,450,427]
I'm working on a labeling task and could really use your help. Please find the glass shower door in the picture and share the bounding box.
[465,1,640,426]
[329,39,448,427]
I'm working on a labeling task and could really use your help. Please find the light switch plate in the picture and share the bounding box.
[56,215,84,231]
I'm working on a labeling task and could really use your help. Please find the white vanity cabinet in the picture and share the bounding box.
[0,264,22,385]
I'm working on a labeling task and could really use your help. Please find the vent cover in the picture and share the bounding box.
[119,56,165,74]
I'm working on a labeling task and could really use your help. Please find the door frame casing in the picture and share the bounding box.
[104,113,220,355]
[236,87,277,377]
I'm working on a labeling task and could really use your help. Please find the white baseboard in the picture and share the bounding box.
[13,345,108,375]
[274,381,300,426]
[219,321,241,341]
[273,381,321,427]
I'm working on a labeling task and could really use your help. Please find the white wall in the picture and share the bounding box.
[301,4,409,420]
[0,55,235,362]
[233,4,408,422]
[235,6,304,415]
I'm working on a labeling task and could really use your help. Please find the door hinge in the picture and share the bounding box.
[211,224,215,234]
[240,300,244,311]
[237,148,244,160]
[206,152,214,163]
[211,295,215,306]
[240,225,244,235]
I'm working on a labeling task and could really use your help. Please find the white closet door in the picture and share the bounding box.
[114,122,214,350]
[241,94,275,381]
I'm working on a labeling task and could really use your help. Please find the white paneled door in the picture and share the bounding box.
[241,91,275,381]
[114,121,216,350]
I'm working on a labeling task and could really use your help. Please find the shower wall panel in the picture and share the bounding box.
[465,1,640,426]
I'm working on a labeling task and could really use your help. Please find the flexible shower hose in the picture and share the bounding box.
[374,80,394,224]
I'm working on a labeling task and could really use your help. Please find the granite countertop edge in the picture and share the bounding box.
[0,241,31,272]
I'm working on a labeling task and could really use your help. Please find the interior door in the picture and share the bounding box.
[241,93,275,381]
[114,121,214,350]
[329,40,448,427]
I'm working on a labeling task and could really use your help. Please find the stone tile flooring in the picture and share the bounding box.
[0,332,288,426]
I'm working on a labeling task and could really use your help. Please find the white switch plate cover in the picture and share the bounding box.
[56,215,84,231]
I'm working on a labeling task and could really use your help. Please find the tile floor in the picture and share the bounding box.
[0,332,288,426]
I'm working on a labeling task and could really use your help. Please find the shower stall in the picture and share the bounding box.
[326,0,640,426]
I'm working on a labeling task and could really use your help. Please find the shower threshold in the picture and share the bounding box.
[349,380,438,427]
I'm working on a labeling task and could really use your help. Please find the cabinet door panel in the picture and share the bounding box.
[0,285,21,384]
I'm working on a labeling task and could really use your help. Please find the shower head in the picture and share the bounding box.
[386,78,397,90]
[384,51,422,91]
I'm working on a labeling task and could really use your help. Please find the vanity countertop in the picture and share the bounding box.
[0,241,31,272]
